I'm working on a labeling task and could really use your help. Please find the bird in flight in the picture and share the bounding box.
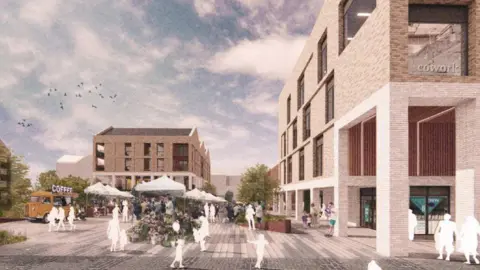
[92,105,97,109]
[60,102,64,110]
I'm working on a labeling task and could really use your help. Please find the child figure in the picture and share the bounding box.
[302,211,308,228]
[170,239,185,268]
[307,213,312,228]
[248,234,269,269]
[119,229,128,251]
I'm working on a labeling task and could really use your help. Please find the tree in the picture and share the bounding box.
[224,190,234,202]
[7,154,32,217]
[202,181,217,195]
[35,170,60,191]
[237,164,279,204]
[36,170,90,204]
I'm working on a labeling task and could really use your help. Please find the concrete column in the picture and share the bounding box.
[188,176,193,190]
[455,99,480,227]
[285,191,291,216]
[131,176,136,188]
[150,175,154,181]
[295,189,303,221]
[375,92,409,257]
[279,193,285,215]
[334,129,349,237]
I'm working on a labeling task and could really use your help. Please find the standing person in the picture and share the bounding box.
[255,203,263,224]
[325,202,336,237]
[310,203,318,227]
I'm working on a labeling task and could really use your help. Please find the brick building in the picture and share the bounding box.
[275,0,480,257]
[92,127,210,191]
[0,139,10,207]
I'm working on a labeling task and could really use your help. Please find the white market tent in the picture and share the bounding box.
[201,191,220,202]
[215,196,227,202]
[84,182,109,196]
[184,188,206,200]
[134,175,186,196]
[104,185,133,198]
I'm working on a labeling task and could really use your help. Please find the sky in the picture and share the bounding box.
[0,0,324,183]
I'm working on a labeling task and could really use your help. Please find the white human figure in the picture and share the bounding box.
[170,239,185,268]
[204,203,210,220]
[112,204,120,220]
[459,216,480,264]
[193,228,206,251]
[246,204,256,230]
[367,260,382,270]
[122,204,129,223]
[165,198,174,215]
[56,207,66,231]
[68,206,76,231]
[321,203,326,220]
[210,204,216,223]
[107,217,121,251]
[119,229,128,251]
[435,213,457,261]
[47,206,59,232]
[197,216,209,251]
[248,234,269,269]
[408,209,417,241]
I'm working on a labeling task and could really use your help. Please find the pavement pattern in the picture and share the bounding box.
[0,218,478,269]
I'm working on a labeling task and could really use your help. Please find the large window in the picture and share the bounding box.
[124,143,132,156]
[408,5,468,76]
[286,95,291,123]
[326,79,334,123]
[125,158,132,171]
[144,143,151,156]
[342,0,376,49]
[314,136,323,177]
[297,75,305,110]
[292,120,298,149]
[299,148,305,181]
[144,158,151,171]
[173,144,189,171]
[156,143,164,156]
[281,133,286,157]
[287,157,292,183]
[157,158,165,171]
[303,104,311,140]
[318,34,327,82]
[282,161,286,185]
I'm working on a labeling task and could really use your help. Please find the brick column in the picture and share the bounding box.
[375,92,409,257]
[334,129,349,237]
[455,99,480,227]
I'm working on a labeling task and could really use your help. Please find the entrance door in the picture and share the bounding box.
[410,186,450,236]
[303,190,311,213]
[360,188,376,229]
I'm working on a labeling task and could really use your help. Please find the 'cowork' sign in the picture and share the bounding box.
[52,184,73,193]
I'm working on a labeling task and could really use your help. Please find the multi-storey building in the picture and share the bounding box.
[0,139,11,207]
[210,175,242,199]
[92,127,210,191]
[56,155,93,179]
[276,0,480,257]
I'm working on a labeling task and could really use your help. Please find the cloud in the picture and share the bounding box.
[194,0,217,17]
[207,35,307,81]
[26,161,48,184]
[233,91,278,117]
[19,0,60,28]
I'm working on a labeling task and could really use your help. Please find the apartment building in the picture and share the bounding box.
[210,175,242,199]
[93,127,211,191]
[276,0,480,257]
[0,140,10,207]
[56,155,93,179]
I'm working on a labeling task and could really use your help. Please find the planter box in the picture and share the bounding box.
[267,220,291,233]
[86,207,94,217]
[238,222,268,230]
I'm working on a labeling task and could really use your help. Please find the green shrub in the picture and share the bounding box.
[235,212,247,224]
[0,230,27,245]
[263,214,287,222]
[0,209,3,217]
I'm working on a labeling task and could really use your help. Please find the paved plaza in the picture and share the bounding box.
[0,218,478,269]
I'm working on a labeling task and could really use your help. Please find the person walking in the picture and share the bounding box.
[255,203,263,224]
[325,202,336,237]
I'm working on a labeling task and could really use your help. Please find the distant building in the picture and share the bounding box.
[0,139,11,207]
[56,155,93,179]
[92,126,211,191]
[210,175,242,199]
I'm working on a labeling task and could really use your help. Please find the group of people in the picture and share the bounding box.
[301,202,337,236]
[47,203,77,232]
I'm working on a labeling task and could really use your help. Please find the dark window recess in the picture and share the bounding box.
[95,143,105,171]
[156,143,164,155]
[173,144,189,172]
[157,158,165,171]
[299,148,305,181]
[125,143,132,156]
[283,161,286,185]
[408,5,468,76]
[292,120,298,149]
[173,143,189,156]
[326,79,334,123]
[342,0,376,50]
[144,158,151,171]
[318,34,327,82]
[144,143,151,156]
[314,136,323,177]
[282,133,287,156]
[184,176,189,189]
[125,158,132,171]
[287,95,291,123]
[287,157,292,183]
[303,104,311,140]
[297,75,305,110]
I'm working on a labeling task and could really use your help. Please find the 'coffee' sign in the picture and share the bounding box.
[52,184,73,193]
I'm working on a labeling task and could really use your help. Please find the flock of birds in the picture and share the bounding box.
[16,81,119,130]
[46,82,118,110]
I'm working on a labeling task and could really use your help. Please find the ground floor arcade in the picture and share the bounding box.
[275,82,480,257]
[92,172,204,191]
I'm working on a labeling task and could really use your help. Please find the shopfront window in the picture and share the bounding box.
[408,5,468,76]
[409,186,450,235]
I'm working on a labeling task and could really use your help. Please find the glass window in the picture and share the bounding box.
[299,148,305,181]
[144,143,151,156]
[287,157,292,183]
[125,158,132,171]
[144,158,151,171]
[292,120,298,149]
[318,35,327,82]
[157,158,164,171]
[343,0,376,49]
[282,133,286,156]
[287,96,291,123]
[408,5,468,76]
[303,104,311,140]
[326,79,334,123]
[124,143,132,156]
[297,75,305,110]
[314,136,323,176]
[30,196,40,203]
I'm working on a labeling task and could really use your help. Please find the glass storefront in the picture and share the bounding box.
[408,5,468,76]
[359,186,450,235]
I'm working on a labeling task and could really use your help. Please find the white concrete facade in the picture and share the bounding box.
[56,155,93,180]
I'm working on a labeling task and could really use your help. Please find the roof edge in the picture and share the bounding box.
[189,127,196,136]
[97,126,114,135]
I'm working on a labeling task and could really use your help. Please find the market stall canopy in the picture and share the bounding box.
[201,191,220,202]
[134,175,186,196]
[184,188,206,200]
[215,196,227,202]
[104,185,133,198]
[84,182,109,196]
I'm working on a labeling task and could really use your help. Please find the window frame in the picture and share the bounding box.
[157,158,165,171]
[281,133,286,157]
[144,158,151,171]
[314,136,324,177]
[287,156,292,183]
[341,0,377,51]
[297,74,305,110]
[303,103,311,141]
[326,78,335,123]
[299,148,305,181]
[125,158,132,171]
[287,95,291,123]
[318,33,328,82]
[292,119,298,149]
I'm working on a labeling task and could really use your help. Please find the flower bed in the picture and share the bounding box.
[0,230,27,245]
